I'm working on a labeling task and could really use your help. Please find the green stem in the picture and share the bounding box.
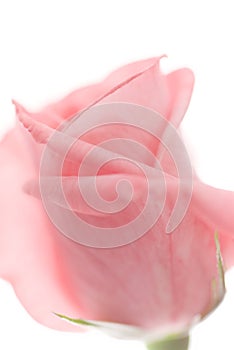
[146,334,189,350]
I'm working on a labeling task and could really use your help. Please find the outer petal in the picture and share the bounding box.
[21,57,194,131]
[0,125,232,332]
[26,58,162,127]
[192,182,234,267]
[0,127,84,331]
[39,177,221,331]
[166,68,195,127]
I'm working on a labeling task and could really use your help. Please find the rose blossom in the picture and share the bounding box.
[0,57,233,342]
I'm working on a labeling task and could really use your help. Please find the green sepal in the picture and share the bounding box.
[54,312,147,339]
[214,230,226,297]
[200,231,226,320]
[53,313,99,328]
[147,333,189,350]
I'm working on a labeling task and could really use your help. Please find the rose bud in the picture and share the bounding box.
[0,57,233,349]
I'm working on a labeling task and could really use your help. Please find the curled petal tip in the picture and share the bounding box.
[12,99,30,125]
[12,99,25,115]
[12,102,52,144]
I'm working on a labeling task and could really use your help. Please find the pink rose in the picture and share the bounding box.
[0,57,233,340]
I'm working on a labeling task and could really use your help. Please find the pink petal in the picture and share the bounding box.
[25,58,161,128]
[25,173,149,217]
[0,126,232,332]
[193,181,234,267]
[0,128,84,331]
[13,58,194,172]
[12,100,52,144]
[42,178,221,330]
[16,101,156,171]
[166,68,195,127]
[19,57,194,131]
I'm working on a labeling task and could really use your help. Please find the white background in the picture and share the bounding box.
[0,1,234,349]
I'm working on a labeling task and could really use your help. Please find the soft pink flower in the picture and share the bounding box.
[0,57,233,335]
